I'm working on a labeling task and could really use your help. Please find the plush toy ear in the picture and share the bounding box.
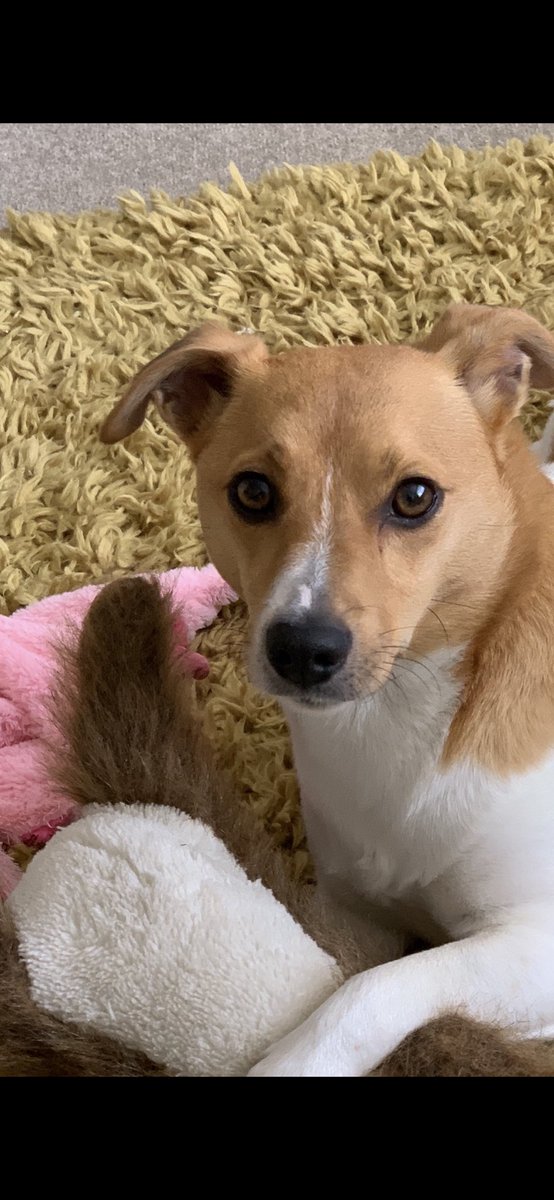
[100,323,268,457]
[421,304,554,431]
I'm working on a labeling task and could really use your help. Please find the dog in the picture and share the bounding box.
[101,303,554,1076]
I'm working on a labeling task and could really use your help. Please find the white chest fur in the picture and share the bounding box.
[283,647,554,938]
[284,649,466,897]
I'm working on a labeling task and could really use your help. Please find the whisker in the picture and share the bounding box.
[342,603,382,618]
[394,662,440,697]
[426,606,449,645]
[380,645,441,683]
[379,626,416,639]
[387,669,409,706]
[379,654,440,696]
[430,597,483,614]
[377,657,410,695]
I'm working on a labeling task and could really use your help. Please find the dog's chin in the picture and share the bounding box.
[248,655,384,712]
[273,688,349,712]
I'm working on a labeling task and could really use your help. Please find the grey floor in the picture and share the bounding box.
[1,123,553,215]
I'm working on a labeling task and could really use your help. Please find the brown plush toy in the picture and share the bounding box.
[1,577,553,1076]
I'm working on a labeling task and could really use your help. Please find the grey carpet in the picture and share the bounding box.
[1,123,552,214]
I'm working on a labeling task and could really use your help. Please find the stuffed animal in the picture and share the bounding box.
[3,574,554,1077]
[0,565,236,900]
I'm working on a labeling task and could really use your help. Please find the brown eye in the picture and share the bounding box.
[228,472,277,522]
[391,478,440,523]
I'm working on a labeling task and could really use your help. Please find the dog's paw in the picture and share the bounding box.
[248,972,400,1076]
[248,1014,362,1078]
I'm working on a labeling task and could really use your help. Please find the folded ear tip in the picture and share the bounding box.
[99,406,144,444]
[99,324,267,451]
[99,418,117,444]
[99,417,117,443]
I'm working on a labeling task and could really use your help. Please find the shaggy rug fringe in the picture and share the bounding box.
[1,137,553,876]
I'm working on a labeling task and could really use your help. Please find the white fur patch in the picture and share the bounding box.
[309,467,334,596]
[283,645,469,902]
[8,804,341,1076]
[260,468,335,622]
[252,633,554,1074]
[250,469,336,686]
[298,586,313,610]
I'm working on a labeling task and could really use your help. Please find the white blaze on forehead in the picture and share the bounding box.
[315,468,333,569]
[321,469,333,526]
[263,468,335,619]
[303,467,334,601]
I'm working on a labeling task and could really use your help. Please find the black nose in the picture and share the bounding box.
[265,616,352,689]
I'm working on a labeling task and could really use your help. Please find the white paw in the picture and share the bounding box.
[247,1014,363,1078]
[247,972,401,1077]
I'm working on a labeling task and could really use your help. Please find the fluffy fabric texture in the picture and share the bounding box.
[1,138,553,884]
[0,904,166,1076]
[8,803,341,1076]
[3,573,553,1077]
[376,1014,554,1076]
[0,566,235,895]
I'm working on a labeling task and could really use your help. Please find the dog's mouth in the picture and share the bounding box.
[259,674,357,710]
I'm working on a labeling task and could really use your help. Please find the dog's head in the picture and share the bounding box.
[101,306,554,708]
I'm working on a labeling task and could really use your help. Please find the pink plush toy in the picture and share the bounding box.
[0,566,236,899]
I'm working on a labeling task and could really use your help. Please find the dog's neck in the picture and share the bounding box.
[283,643,465,815]
[282,643,472,906]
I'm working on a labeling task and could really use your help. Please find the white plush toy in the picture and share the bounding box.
[8,803,342,1076]
[4,574,382,1077]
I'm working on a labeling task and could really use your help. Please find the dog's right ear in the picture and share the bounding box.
[420,304,554,433]
[100,323,268,457]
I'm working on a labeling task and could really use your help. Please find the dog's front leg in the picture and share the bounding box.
[248,909,554,1076]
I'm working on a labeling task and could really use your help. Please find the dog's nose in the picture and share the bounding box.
[265,616,352,689]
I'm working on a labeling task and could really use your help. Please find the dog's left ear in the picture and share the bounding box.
[421,304,554,431]
[100,323,268,457]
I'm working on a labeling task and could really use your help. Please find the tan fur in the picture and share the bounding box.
[197,342,510,673]
[421,302,554,393]
[443,426,554,772]
[100,323,268,453]
[101,305,554,776]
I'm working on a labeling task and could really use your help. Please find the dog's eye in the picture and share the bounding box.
[228,472,277,522]
[390,478,440,523]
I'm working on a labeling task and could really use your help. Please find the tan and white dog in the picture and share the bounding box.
[102,304,554,1076]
